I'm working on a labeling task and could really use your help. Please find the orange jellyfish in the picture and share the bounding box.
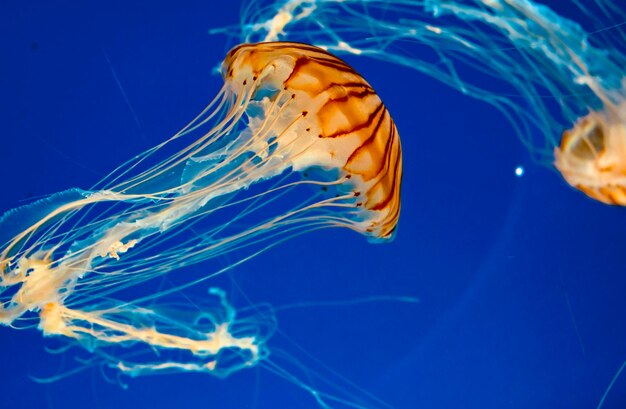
[0,42,401,381]
[232,0,626,204]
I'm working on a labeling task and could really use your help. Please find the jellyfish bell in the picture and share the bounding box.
[232,0,626,205]
[555,99,626,205]
[221,41,401,237]
[0,41,402,391]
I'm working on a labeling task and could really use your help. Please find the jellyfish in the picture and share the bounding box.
[0,41,401,383]
[228,0,626,204]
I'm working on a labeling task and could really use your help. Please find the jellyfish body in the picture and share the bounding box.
[0,42,401,378]
[554,103,626,205]
[231,0,626,204]
[221,42,402,233]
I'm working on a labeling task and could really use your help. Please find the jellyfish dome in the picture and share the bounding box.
[231,0,626,204]
[0,41,401,379]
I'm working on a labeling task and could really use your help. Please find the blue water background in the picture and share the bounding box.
[1,1,625,408]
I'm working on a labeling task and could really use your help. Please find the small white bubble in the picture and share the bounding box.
[514,166,524,177]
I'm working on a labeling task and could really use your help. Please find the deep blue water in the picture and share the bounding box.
[1,1,626,408]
